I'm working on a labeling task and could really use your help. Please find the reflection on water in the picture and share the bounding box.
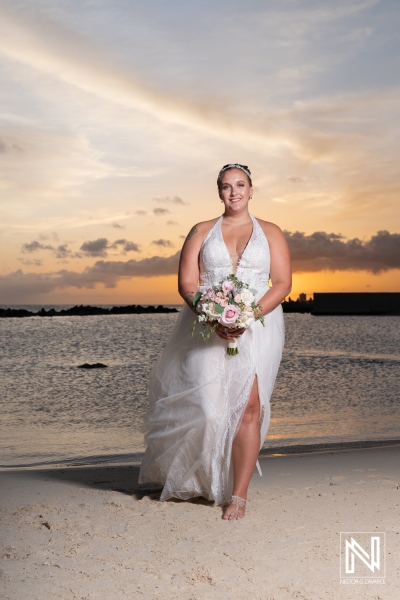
[0,313,399,467]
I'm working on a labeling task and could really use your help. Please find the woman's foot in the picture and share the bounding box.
[222,495,246,520]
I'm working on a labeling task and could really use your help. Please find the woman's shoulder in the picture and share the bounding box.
[195,217,220,232]
[254,217,284,238]
[184,217,220,244]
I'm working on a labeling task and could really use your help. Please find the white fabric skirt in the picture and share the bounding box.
[138,300,284,505]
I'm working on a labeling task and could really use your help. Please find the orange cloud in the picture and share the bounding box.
[1,228,399,304]
[286,230,400,273]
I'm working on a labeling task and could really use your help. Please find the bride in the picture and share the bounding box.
[138,163,292,520]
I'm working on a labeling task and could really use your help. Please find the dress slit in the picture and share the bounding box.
[229,373,264,479]
[231,373,256,439]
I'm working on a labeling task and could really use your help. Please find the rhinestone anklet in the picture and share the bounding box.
[227,495,246,518]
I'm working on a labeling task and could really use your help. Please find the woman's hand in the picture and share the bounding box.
[215,323,246,340]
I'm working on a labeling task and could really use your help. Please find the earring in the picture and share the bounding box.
[249,195,253,200]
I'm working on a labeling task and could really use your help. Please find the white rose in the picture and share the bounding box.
[240,289,255,306]
[238,313,255,328]
[202,301,220,321]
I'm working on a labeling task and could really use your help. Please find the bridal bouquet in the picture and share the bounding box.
[191,274,264,355]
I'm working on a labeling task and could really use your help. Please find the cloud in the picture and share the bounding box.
[39,232,60,242]
[111,222,125,229]
[0,128,142,236]
[55,244,72,259]
[80,237,141,257]
[126,210,148,217]
[1,228,398,301]
[22,241,54,253]
[285,230,400,274]
[80,238,109,257]
[26,230,398,277]
[0,0,398,234]
[0,252,181,301]
[22,240,73,259]
[18,258,42,267]
[0,0,398,279]
[0,135,22,153]
[110,239,141,253]
[151,239,174,248]
[246,0,379,61]
[287,176,306,183]
[167,220,178,226]
[153,207,170,216]
[153,196,188,205]
[0,4,292,152]
[21,237,141,260]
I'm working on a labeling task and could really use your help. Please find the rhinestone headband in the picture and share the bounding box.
[218,163,252,179]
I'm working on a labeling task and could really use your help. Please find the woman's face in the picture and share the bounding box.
[219,169,253,212]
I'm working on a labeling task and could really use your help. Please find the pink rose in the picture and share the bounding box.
[222,280,235,293]
[220,305,240,326]
[234,293,242,303]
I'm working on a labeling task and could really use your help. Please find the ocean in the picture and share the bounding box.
[0,310,399,469]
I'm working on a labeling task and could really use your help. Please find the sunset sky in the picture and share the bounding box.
[0,0,399,305]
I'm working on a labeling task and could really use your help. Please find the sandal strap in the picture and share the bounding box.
[231,495,246,507]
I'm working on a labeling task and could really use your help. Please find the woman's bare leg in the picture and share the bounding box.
[223,377,260,520]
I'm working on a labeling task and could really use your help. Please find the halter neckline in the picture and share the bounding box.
[219,214,255,276]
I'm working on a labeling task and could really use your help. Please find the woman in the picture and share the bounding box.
[139,163,291,520]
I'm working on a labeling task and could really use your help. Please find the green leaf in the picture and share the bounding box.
[213,303,224,314]
[191,318,198,337]
[249,288,257,294]
[193,291,202,306]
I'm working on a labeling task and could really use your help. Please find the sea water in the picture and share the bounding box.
[0,311,399,468]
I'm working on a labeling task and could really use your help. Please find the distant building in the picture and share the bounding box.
[312,293,400,315]
[299,293,307,303]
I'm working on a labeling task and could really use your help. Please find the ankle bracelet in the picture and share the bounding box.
[231,495,246,507]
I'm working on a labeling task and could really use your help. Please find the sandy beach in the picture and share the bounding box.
[1,445,399,600]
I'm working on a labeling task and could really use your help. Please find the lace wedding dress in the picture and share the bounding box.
[138,214,285,505]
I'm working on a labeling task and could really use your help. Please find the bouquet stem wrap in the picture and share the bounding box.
[227,340,239,356]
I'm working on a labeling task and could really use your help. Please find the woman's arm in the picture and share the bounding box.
[178,221,216,311]
[258,222,292,316]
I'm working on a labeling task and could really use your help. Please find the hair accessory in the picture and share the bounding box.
[218,164,251,179]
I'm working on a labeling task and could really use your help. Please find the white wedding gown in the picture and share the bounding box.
[138,214,285,505]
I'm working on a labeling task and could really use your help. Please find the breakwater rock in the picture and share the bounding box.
[77,363,108,369]
[0,305,179,318]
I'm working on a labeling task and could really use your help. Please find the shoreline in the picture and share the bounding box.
[260,437,400,456]
[2,437,400,472]
[2,303,399,317]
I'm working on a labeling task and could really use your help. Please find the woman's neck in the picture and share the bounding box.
[222,209,252,225]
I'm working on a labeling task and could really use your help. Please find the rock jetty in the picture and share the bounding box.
[0,305,179,318]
